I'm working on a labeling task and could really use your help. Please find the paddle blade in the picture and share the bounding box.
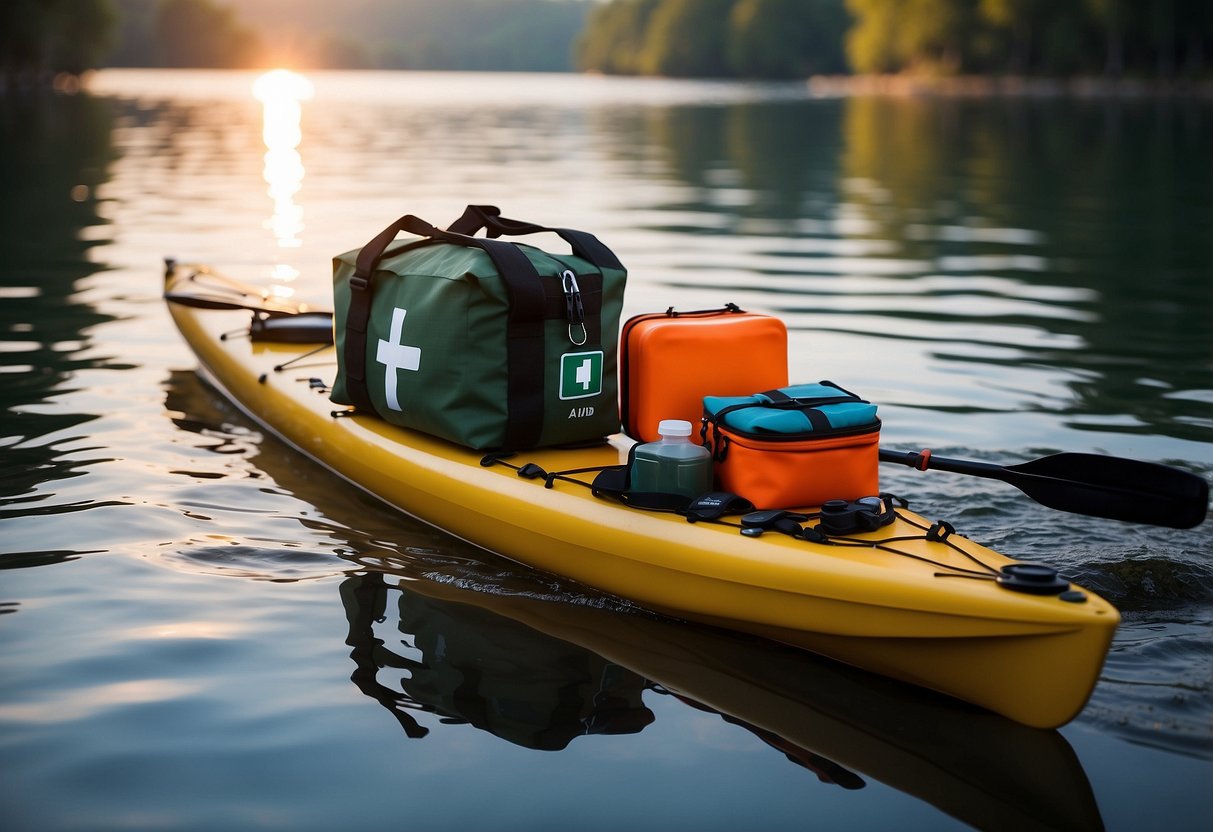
[1006,453,1208,529]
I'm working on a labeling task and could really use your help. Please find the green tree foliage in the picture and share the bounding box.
[103,0,591,72]
[981,0,1044,73]
[152,0,260,68]
[638,0,734,77]
[845,0,993,74]
[578,0,851,78]
[1,0,117,89]
[582,0,1212,78]
[729,0,848,78]
[26,0,1209,79]
[362,0,592,72]
[577,0,662,75]
[842,0,898,73]
[104,0,259,68]
[846,0,1212,76]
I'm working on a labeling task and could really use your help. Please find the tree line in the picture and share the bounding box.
[2,0,117,89]
[842,0,1212,78]
[579,0,1213,79]
[3,0,593,84]
[2,0,258,88]
[577,0,849,78]
[105,0,259,69]
[4,0,1210,90]
[107,0,593,72]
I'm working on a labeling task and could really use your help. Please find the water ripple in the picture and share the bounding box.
[1082,616,1213,759]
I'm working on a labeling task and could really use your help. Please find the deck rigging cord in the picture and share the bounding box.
[481,454,1007,582]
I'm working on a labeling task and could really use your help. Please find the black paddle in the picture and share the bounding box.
[880,449,1209,529]
[164,259,327,317]
[163,290,313,316]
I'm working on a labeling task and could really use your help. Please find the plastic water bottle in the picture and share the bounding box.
[630,420,713,498]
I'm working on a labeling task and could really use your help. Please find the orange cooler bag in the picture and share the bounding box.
[703,382,880,509]
[621,305,787,443]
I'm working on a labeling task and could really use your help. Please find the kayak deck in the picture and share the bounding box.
[165,263,1119,728]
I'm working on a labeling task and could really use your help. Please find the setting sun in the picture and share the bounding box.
[252,68,314,104]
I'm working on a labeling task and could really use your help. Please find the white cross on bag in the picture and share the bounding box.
[375,307,421,411]
[575,358,593,390]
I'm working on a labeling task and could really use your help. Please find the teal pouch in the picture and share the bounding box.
[704,383,878,435]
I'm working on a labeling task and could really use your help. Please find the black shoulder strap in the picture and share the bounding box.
[446,204,624,273]
[344,213,547,449]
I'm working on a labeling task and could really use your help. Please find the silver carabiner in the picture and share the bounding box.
[561,270,587,346]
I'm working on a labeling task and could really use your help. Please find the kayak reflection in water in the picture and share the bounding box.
[340,570,865,789]
[340,571,654,750]
[337,568,1105,829]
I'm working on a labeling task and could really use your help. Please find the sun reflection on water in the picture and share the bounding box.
[252,70,313,268]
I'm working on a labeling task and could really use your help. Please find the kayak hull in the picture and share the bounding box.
[165,263,1119,728]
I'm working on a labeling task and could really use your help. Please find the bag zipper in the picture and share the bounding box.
[708,419,882,443]
[703,416,881,462]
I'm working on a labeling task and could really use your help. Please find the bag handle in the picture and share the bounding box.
[343,213,548,449]
[446,205,624,273]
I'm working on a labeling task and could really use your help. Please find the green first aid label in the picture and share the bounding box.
[559,351,603,400]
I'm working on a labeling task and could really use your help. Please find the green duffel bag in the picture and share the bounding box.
[331,205,626,450]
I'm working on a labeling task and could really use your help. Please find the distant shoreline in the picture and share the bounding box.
[25,67,1213,102]
[808,74,1213,99]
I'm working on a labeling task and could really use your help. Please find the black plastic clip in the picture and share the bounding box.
[926,520,956,542]
[800,525,829,544]
[516,463,547,479]
[739,509,809,539]
[479,452,516,468]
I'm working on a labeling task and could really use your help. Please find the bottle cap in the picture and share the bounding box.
[657,419,693,437]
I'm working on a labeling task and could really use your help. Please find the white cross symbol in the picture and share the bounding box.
[575,358,593,390]
[375,307,421,411]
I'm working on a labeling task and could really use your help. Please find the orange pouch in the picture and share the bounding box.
[621,305,787,443]
[703,383,880,510]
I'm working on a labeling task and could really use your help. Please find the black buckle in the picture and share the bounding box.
[739,509,809,538]
[926,520,955,542]
[817,496,897,536]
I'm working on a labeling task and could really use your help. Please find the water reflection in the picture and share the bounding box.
[341,572,654,749]
[339,564,1104,831]
[833,97,1211,445]
[253,70,312,259]
[0,92,118,540]
[629,95,1212,447]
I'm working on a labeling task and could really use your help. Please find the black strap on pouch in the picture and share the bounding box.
[706,381,866,434]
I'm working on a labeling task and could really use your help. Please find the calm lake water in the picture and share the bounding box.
[2,69,1211,830]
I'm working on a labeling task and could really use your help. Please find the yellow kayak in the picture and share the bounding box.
[164,261,1120,728]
